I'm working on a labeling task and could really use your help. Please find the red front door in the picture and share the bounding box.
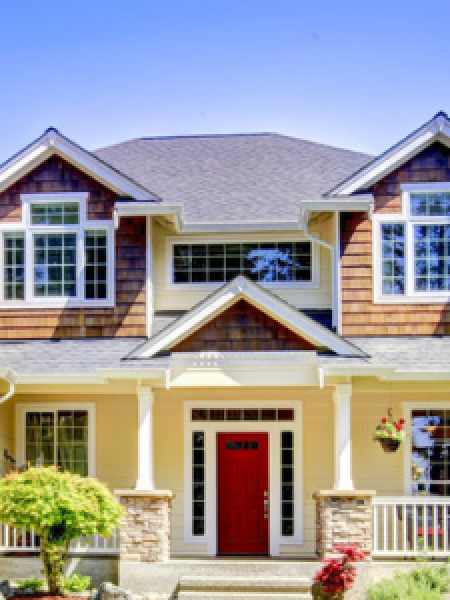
[217,432,269,555]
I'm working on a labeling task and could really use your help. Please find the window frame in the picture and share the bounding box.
[15,402,96,477]
[165,234,320,291]
[0,193,115,308]
[373,183,450,304]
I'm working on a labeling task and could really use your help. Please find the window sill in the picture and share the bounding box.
[166,280,320,292]
[0,299,115,309]
[374,294,450,304]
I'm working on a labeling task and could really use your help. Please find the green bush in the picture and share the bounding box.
[367,561,450,599]
[0,466,123,595]
[16,578,45,593]
[64,573,91,592]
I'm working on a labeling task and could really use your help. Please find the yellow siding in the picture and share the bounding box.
[152,221,333,312]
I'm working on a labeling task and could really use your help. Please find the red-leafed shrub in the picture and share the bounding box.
[313,544,365,598]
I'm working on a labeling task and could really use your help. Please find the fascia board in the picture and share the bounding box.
[332,117,450,196]
[130,275,366,359]
[180,220,302,233]
[97,367,168,381]
[0,131,156,200]
[301,197,373,213]
[115,202,183,217]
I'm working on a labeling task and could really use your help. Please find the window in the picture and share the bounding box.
[171,240,315,286]
[281,431,294,536]
[192,431,205,535]
[411,409,450,496]
[0,193,114,306]
[375,185,450,302]
[17,403,94,477]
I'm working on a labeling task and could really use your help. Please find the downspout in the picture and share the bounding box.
[300,209,336,330]
[0,372,16,404]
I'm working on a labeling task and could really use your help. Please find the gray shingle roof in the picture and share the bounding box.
[320,337,450,371]
[94,134,372,223]
[1,336,449,377]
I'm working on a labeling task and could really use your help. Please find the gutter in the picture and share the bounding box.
[0,371,16,404]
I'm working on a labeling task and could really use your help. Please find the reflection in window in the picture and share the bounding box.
[411,410,450,496]
[173,242,312,284]
[414,225,450,292]
[34,233,77,297]
[3,232,25,300]
[381,224,405,295]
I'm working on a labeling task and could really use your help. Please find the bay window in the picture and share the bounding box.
[0,193,114,306]
[375,184,450,302]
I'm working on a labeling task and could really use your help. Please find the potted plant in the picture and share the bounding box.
[373,416,407,452]
[312,544,366,599]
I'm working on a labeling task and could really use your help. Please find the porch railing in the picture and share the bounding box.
[0,523,119,554]
[373,497,450,557]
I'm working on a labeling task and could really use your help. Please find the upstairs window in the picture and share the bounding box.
[375,185,450,302]
[171,240,317,287]
[0,193,114,307]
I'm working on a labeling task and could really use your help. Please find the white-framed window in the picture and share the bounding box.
[403,402,450,497]
[166,235,320,290]
[373,183,450,303]
[15,403,95,477]
[0,193,115,307]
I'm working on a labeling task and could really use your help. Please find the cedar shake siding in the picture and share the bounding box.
[0,156,146,338]
[173,299,315,352]
[341,142,450,336]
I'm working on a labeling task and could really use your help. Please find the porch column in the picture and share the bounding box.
[332,383,354,490]
[136,385,154,490]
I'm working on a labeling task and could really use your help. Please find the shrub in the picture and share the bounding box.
[64,573,91,593]
[367,561,450,599]
[16,579,45,593]
[0,466,123,595]
[313,544,365,598]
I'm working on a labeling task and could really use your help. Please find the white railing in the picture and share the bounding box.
[373,497,450,557]
[0,523,118,554]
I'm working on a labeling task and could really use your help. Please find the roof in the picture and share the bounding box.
[0,336,449,378]
[94,134,372,223]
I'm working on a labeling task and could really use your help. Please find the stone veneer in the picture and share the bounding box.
[314,490,375,560]
[115,490,173,563]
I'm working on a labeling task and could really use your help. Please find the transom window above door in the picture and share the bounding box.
[169,239,319,288]
[0,193,114,307]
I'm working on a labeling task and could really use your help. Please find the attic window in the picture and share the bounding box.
[172,241,313,285]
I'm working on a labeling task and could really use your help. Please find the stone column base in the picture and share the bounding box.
[313,489,375,560]
[115,489,173,563]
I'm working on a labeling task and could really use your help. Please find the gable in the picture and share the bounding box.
[0,155,117,223]
[173,299,315,352]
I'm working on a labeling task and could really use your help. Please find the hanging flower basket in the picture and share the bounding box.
[373,417,407,452]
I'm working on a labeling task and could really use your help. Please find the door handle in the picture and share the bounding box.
[263,492,269,519]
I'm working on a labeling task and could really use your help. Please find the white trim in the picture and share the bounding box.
[373,184,450,304]
[183,400,303,557]
[165,234,320,292]
[332,384,354,491]
[0,130,155,200]
[146,215,153,337]
[15,402,96,477]
[335,211,341,333]
[402,401,450,496]
[136,386,154,490]
[331,113,450,196]
[129,275,364,359]
[0,192,115,308]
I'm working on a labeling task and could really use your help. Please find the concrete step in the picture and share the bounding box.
[177,575,312,599]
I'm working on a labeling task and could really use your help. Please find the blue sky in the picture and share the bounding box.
[1,0,449,162]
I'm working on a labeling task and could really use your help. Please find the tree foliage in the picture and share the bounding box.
[0,466,123,594]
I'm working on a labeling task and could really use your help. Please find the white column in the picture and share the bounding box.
[136,386,154,490]
[332,383,354,491]
[146,215,153,338]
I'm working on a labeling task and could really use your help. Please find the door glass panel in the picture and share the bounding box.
[192,431,205,535]
[281,431,294,536]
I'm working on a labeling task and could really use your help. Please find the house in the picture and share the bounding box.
[1,112,450,574]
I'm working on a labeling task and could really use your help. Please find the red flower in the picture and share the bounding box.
[381,417,387,423]
[399,418,405,424]
[395,423,402,431]
[313,545,365,596]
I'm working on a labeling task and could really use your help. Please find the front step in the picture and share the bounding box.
[177,575,312,599]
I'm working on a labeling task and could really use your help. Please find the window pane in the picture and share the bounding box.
[25,412,55,467]
[411,192,450,217]
[31,202,79,225]
[33,234,76,297]
[57,410,88,475]
[281,431,294,536]
[173,241,311,284]
[85,230,108,299]
[3,232,25,300]
[192,431,205,536]
[414,225,450,292]
[381,224,405,295]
